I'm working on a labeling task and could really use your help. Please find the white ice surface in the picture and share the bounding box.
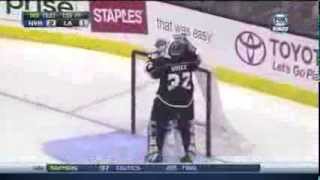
[0,38,318,165]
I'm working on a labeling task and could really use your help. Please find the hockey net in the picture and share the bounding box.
[131,50,212,158]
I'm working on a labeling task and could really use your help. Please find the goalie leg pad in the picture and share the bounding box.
[147,120,159,155]
[150,98,174,153]
[176,103,196,155]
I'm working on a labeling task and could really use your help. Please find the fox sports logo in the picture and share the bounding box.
[272,13,289,33]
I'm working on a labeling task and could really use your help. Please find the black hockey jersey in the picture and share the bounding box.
[146,51,200,107]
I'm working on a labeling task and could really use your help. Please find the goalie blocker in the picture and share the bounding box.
[131,50,212,158]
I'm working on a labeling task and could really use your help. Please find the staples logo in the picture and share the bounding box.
[5,0,74,14]
[93,8,143,24]
[90,1,148,34]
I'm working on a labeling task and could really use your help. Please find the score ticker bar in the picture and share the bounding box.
[23,11,90,20]
[46,164,261,173]
[22,11,90,28]
[0,163,317,173]
[23,19,89,28]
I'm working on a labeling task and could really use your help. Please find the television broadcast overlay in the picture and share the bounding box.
[0,0,318,174]
[22,11,90,28]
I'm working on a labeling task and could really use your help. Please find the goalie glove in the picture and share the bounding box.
[145,58,170,79]
[147,38,169,59]
[145,60,155,72]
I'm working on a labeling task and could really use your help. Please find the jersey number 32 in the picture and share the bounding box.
[167,72,192,91]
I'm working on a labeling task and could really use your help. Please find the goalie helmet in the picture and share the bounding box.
[168,40,186,58]
[168,33,197,58]
[168,34,189,58]
[173,33,197,53]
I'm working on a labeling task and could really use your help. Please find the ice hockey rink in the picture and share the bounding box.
[0,38,318,167]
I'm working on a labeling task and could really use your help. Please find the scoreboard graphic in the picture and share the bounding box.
[22,11,90,28]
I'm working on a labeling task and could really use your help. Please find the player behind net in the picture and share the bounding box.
[145,34,201,163]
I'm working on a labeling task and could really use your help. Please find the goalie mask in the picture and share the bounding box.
[168,39,187,58]
[168,33,197,58]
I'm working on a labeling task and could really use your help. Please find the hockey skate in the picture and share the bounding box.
[145,152,163,163]
[180,151,195,163]
[180,154,193,163]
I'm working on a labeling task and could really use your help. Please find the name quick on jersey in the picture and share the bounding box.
[170,64,187,72]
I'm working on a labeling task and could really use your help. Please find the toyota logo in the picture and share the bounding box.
[235,31,266,66]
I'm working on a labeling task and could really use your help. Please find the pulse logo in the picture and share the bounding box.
[5,0,74,14]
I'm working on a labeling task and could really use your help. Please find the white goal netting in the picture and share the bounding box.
[132,51,253,161]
